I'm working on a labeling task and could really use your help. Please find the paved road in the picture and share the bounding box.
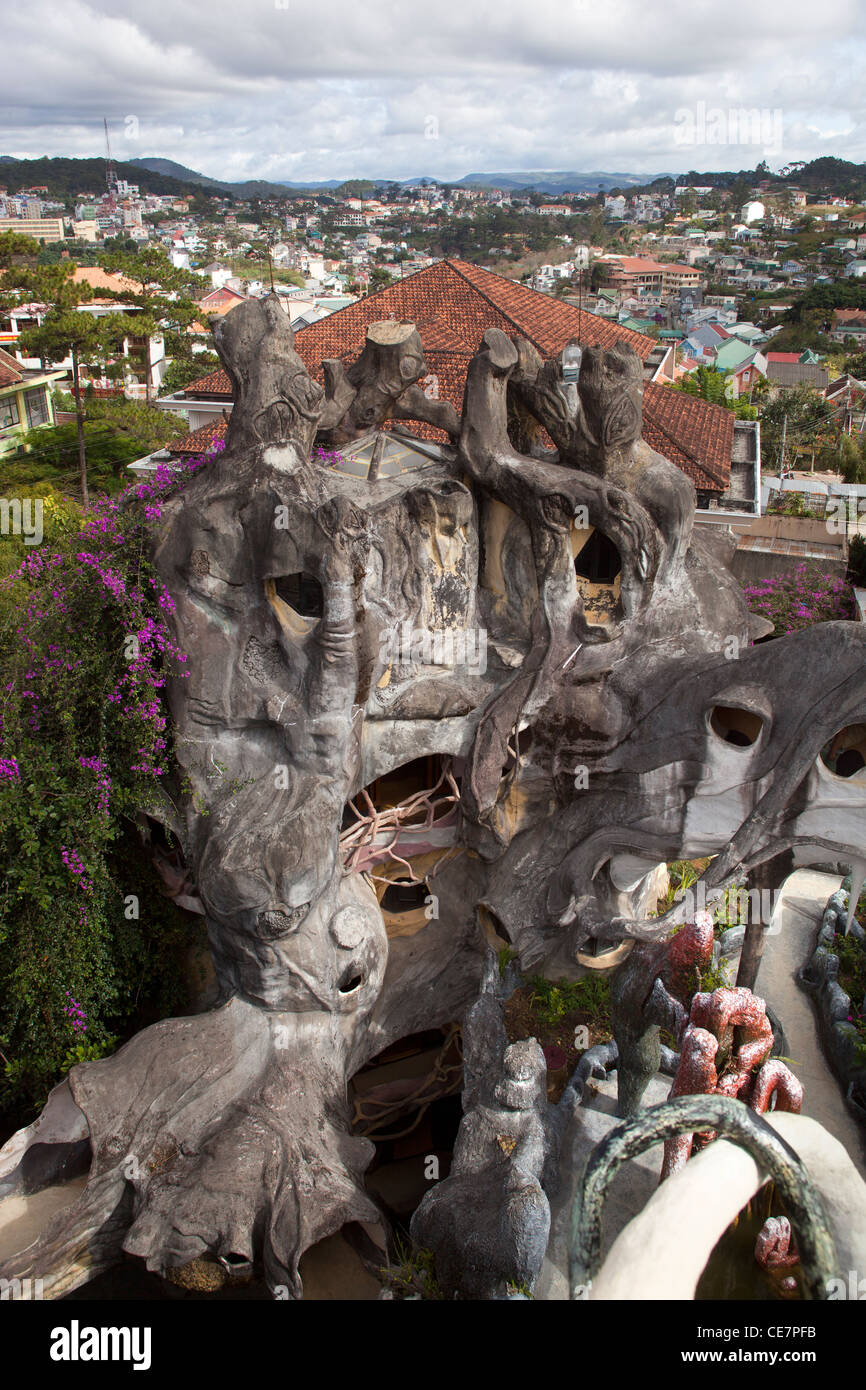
[757,868,866,1180]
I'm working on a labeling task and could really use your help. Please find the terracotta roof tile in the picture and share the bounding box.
[172,419,228,453]
[642,382,733,491]
[181,367,232,396]
[177,260,731,490]
[296,259,657,365]
[0,346,23,389]
[72,266,142,295]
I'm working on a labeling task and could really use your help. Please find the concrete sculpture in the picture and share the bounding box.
[2,297,866,1298]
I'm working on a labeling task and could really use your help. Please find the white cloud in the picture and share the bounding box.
[0,0,864,180]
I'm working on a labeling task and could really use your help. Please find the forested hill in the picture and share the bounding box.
[0,155,202,199]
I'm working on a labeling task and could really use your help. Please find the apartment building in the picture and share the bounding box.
[0,215,66,242]
[596,256,702,295]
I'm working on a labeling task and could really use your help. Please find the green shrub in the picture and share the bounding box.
[849,534,866,586]
[0,446,220,1122]
[528,974,611,1028]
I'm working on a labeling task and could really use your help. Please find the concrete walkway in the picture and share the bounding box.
[537,875,866,1297]
[758,867,866,1181]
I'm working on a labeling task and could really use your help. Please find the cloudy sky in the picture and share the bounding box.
[2,0,865,182]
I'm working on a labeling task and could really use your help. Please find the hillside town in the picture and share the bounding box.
[3,94,866,1320]
[2,156,866,603]
[2,160,866,462]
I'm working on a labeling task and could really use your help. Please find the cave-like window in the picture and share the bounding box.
[273,572,324,619]
[380,879,431,913]
[821,726,866,778]
[710,706,764,748]
[574,530,621,584]
[366,755,447,822]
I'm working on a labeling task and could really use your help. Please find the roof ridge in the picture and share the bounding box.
[446,258,656,359]
[443,259,548,355]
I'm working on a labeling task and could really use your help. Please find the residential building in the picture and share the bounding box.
[3,267,167,398]
[197,285,248,317]
[831,309,866,344]
[765,361,830,391]
[0,347,66,459]
[596,257,701,296]
[726,353,768,397]
[71,220,100,243]
[680,322,730,361]
[0,215,66,242]
[199,263,236,291]
[713,338,760,374]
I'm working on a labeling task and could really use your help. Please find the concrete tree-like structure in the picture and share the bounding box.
[2,299,866,1298]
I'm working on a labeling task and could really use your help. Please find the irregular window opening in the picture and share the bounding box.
[380,879,431,913]
[340,755,460,878]
[272,571,323,619]
[837,749,866,777]
[360,755,449,828]
[350,1025,464,1163]
[575,936,635,970]
[339,968,364,994]
[571,525,623,626]
[297,1224,388,1299]
[478,903,512,949]
[574,529,621,584]
[695,1192,803,1300]
[499,724,534,787]
[710,706,764,748]
[821,725,866,778]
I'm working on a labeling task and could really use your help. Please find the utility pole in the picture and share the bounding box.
[779,413,787,478]
[103,117,117,208]
[577,265,582,342]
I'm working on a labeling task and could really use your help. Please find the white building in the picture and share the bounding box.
[200,263,235,290]
[740,201,765,224]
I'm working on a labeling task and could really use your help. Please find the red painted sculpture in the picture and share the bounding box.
[662,986,803,1179]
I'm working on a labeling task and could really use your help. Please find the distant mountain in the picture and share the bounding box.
[450,170,659,193]
[130,157,309,199]
[6,152,865,207]
[273,171,661,193]
[129,157,221,185]
[1,155,655,200]
[133,161,658,196]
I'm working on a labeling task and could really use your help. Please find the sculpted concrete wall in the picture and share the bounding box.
[2,299,865,1298]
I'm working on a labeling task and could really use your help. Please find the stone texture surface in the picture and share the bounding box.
[2,301,866,1299]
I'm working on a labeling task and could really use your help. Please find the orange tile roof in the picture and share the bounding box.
[0,346,23,388]
[297,259,658,365]
[72,266,142,296]
[642,383,732,490]
[172,419,228,453]
[199,287,247,316]
[180,367,231,396]
[177,260,731,490]
[600,257,697,275]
